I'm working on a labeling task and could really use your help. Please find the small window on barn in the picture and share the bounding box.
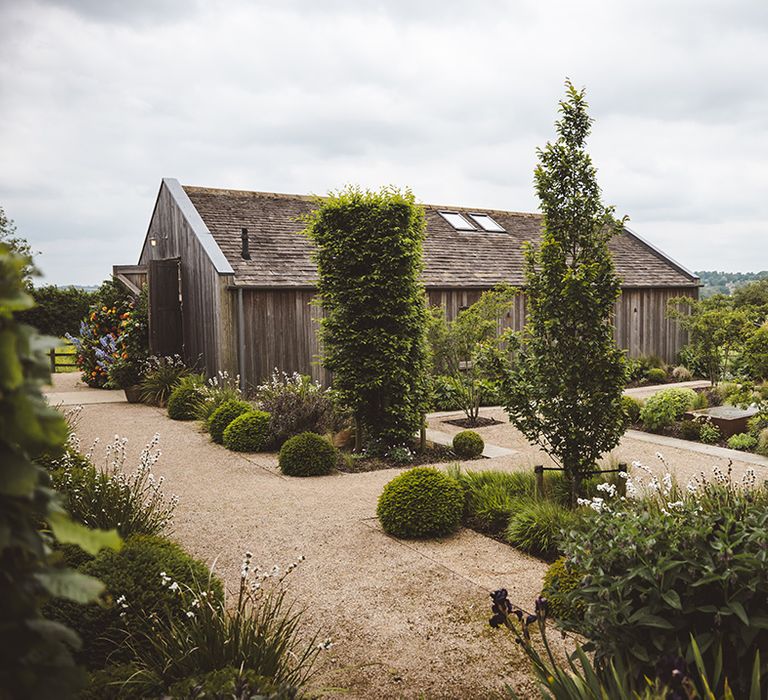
[438,211,476,231]
[468,213,506,232]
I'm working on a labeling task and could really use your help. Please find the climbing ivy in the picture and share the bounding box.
[304,186,430,450]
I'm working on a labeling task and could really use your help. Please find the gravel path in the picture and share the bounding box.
[50,374,549,699]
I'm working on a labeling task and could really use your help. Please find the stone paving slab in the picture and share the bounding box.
[45,389,126,406]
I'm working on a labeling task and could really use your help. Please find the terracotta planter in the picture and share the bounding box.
[123,385,143,403]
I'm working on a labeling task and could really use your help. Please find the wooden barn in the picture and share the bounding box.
[114,178,700,387]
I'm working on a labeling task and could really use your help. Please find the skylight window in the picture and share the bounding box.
[468,213,506,232]
[438,211,476,231]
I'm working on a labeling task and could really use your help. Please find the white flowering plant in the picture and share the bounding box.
[127,551,325,696]
[556,457,768,697]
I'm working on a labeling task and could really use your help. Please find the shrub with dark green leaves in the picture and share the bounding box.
[645,367,667,384]
[167,375,205,421]
[620,395,642,424]
[207,399,253,444]
[727,432,757,451]
[678,419,702,441]
[504,499,577,558]
[223,410,271,452]
[377,467,463,538]
[168,667,296,699]
[742,324,768,381]
[639,387,696,431]
[278,432,336,476]
[452,430,484,459]
[558,475,768,697]
[757,428,768,457]
[541,556,586,622]
[47,534,222,669]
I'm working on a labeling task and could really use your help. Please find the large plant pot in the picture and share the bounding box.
[124,385,143,403]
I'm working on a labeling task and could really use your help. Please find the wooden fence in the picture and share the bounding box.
[49,348,78,374]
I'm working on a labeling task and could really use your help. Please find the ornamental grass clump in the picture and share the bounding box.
[556,461,768,697]
[223,410,271,452]
[50,434,177,538]
[278,432,336,476]
[125,552,322,697]
[139,355,190,407]
[47,534,222,669]
[452,430,484,459]
[377,467,464,538]
[503,499,577,559]
[207,399,253,444]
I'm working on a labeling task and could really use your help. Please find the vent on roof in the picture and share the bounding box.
[241,228,251,260]
[438,211,476,231]
[468,213,505,232]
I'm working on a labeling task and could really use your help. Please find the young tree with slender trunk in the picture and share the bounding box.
[502,81,627,503]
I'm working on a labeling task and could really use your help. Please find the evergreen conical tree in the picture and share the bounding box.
[503,81,627,502]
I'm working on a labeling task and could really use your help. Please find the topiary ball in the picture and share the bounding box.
[207,399,253,444]
[452,430,485,459]
[167,385,204,421]
[377,466,464,539]
[223,410,271,452]
[541,556,586,623]
[46,534,223,669]
[278,432,336,476]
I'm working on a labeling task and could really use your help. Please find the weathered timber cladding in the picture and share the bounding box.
[138,182,235,376]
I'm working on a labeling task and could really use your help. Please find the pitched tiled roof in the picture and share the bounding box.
[183,185,698,289]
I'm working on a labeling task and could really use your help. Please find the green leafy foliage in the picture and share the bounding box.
[17,285,96,338]
[452,430,485,459]
[48,534,222,669]
[168,667,297,699]
[278,431,336,476]
[757,428,768,457]
[223,410,271,452]
[377,467,464,538]
[167,375,206,421]
[742,324,768,381]
[207,399,253,444]
[726,432,757,451]
[699,421,722,444]
[621,395,642,424]
[255,370,342,447]
[194,371,242,423]
[139,355,190,407]
[0,243,120,698]
[678,419,702,441]
[639,387,697,431]
[558,474,768,697]
[499,82,627,502]
[646,367,667,384]
[303,186,430,449]
[503,499,577,559]
[541,556,586,622]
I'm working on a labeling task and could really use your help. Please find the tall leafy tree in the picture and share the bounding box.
[502,81,626,501]
[304,186,430,450]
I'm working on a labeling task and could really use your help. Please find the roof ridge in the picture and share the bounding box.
[182,184,541,218]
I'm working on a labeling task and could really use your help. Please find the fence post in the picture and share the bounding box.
[617,463,628,497]
[534,465,545,498]
[49,348,56,374]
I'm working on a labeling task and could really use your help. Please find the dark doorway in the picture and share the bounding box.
[148,258,183,356]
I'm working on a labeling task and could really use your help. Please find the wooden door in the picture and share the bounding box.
[149,258,183,356]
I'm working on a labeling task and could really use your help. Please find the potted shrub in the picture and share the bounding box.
[109,358,144,402]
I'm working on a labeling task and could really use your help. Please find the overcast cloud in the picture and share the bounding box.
[1,0,766,285]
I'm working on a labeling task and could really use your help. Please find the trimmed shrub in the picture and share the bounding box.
[503,499,577,559]
[377,467,464,538]
[727,432,757,451]
[167,378,205,421]
[541,556,586,623]
[699,421,722,444]
[678,419,702,441]
[757,428,768,457]
[207,399,253,444]
[452,430,484,459]
[620,395,642,424]
[47,535,222,669]
[646,367,667,384]
[639,387,697,431]
[223,410,271,452]
[278,432,336,477]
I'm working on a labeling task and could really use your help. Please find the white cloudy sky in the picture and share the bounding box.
[1,0,766,285]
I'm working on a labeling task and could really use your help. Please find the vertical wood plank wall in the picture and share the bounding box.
[139,183,235,376]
